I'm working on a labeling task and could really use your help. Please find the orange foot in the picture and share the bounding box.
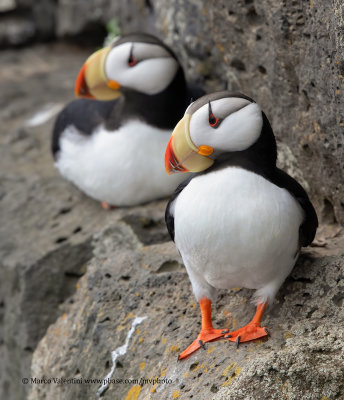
[224,302,269,347]
[225,323,269,348]
[178,327,227,360]
[101,201,116,210]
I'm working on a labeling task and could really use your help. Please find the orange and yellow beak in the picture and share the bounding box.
[165,114,215,175]
[74,47,122,100]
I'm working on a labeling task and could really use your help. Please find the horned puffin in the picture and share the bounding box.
[52,33,203,208]
[164,91,318,359]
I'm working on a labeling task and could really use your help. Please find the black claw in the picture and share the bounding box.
[221,330,230,334]
[264,328,270,337]
[235,336,241,349]
[224,334,232,339]
[198,340,206,350]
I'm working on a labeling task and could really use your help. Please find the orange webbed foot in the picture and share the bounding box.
[101,201,116,210]
[225,324,269,347]
[178,328,227,360]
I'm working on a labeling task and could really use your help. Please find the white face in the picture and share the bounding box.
[104,42,179,95]
[188,97,263,153]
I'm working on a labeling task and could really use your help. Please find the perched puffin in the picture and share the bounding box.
[164,92,318,359]
[52,33,203,208]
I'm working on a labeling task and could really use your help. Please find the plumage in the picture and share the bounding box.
[171,167,304,303]
[52,98,121,158]
[164,91,318,359]
[56,120,188,206]
[52,33,204,206]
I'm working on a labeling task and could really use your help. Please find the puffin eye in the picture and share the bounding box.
[208,101,221,129]
[128,56,138,67]
[128,44,138,67]
[209,113,220,128]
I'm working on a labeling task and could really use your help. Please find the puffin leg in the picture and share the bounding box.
[178,297,226,360]
[101,201,116,210]
[225,302,269,346]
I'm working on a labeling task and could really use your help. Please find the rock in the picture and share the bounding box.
[0,17,36,47]
[0,0,16,12]
[0,1,56,46]
[1,3,344,399]
[56,0,155,45]
[31,0,57,41]
[28,233,344,399]
[0,43,105,400]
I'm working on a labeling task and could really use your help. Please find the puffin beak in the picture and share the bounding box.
[74,47,122,100]
[165,114,214,175]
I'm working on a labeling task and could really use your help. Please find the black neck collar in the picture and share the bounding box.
[121,67,188,130]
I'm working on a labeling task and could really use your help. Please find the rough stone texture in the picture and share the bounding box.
[1,1,344,399]
[0,17,36,47]
[56,0,155,42]
[0,0,56,45]
[28,236,344,400]
[0,43,106,400]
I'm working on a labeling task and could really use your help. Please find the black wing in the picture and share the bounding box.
[165,175,195,241]
[272,168,318,247]
[52,97,123,159]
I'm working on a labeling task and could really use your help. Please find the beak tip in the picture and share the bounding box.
[75,63,93,99]
[165,137,176,175]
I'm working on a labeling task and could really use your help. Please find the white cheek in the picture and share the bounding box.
[119,58,179,94]
[190,103,263,152]
[105,44,179,95]
[105,43,131,79]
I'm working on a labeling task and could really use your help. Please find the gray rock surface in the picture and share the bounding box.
[56,0,155,40]
[0,0,56,45]
[0,43,108,400]
[0,17,36,47]
[1,1,344,399]
[28,234,344,400]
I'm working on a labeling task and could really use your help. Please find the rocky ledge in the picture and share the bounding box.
[1,1,344,397]
[29,229,344,400]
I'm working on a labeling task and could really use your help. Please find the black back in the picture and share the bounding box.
[52,97,123,158]
[165,175,195,241]
[270,168,318,246]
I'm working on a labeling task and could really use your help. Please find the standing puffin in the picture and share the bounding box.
[52,33,203,208]
[164,92,318,359]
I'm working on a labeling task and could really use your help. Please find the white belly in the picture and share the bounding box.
[55,120,188,206]
[174,167,304,302]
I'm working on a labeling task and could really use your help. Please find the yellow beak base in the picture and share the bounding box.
[165,115,214,175]
[75,47,122,100]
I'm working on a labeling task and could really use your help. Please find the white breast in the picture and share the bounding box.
[173,167,304,303]
[55,120,188,206]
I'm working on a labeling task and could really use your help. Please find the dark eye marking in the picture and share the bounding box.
[208,101,222,128]
[128,44,138,67]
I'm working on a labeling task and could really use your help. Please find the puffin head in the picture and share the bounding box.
[75,33,181,100]
[165,91,276,174]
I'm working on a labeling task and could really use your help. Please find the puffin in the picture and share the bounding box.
[52,33,203,208]
[164,91,318,359]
